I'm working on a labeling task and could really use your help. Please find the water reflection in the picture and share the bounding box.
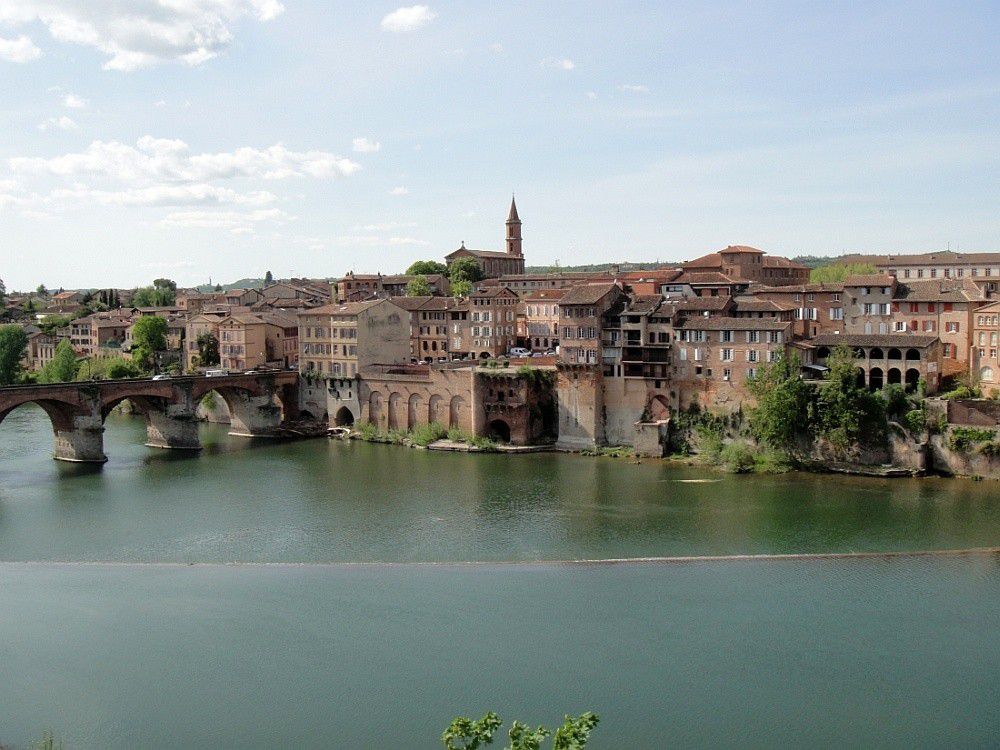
[0,404,998,563]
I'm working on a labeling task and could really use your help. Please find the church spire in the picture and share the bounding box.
[507,194,520,224]
[505,195,522,257]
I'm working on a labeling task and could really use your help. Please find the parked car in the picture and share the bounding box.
[205,369,229,377]
[151,374,171,381]
[508,347,531,358]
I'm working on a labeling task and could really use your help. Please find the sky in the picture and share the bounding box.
[0,1,997,291]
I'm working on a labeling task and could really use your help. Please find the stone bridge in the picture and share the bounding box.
[0,372,299,463]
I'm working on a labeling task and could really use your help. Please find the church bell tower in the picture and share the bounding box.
[505,196,522,257]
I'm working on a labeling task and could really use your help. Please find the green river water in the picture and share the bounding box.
[0,405,997,747]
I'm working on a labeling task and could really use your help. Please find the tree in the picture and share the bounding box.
[196,332,220,366]
[448,257,484,284]
[38,315,72,336]
[104,358,141,379]
[131,315,168,371]
[552,713,600,750]
[746,352,814,452]
[406,277,432,296]
[38,339,79,383]
[132,285,175,307]
[809,262,876,284]
[36,284,48,297]
[442,713,598,750]
[812,345,887,450]
[264,270,274,284]
[152,278,177,292]
[0,277,6,306]
[443,713,503,750]
[214,283,223,292]
[0,324,27,385]
[406,260,448,276]
[451,279,473,297]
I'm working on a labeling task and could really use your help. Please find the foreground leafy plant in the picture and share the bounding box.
[443,712,598,750]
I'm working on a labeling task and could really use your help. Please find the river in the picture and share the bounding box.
[0,405,998,748]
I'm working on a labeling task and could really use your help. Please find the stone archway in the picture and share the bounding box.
[407,393,423,430]
[334,406,355,427]
[887,368,902,386]
[368,392,383,427]
[487,418,511,443]
[388,392,402,430]
[448,395,465,429]
[905,368,920,392]
[869,367,884,391]
[428,394,443,425]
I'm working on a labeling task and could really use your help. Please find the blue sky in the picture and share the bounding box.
[0,1,997,291]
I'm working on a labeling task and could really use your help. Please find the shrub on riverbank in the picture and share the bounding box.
[354,421,498,451]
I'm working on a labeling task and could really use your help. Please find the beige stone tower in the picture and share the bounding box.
[505,195,522,257]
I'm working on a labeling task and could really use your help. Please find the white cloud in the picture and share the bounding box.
[380,5,436,33]
[388,186,409,195]
[0,34,41,63]
[48,184,278,207]
[490,42,504,54]
[62,93,86,108]
[38,115,78,131]
[540,57,575,71]
[585,91,597,100]
[352,137,381,153]
[154,100,167,108]
[0,1,285,71]
[619,84,650,94]
[10,136,361,182]
[160,208,293,233]
[355,221,417,231]
[387,236,430,246]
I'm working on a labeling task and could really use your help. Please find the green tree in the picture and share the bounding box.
[132,285,176,307]
[264,270,274,284]
[36,284,48,297]
[38,315,73,336]
[443,713,503,749]
[443,713,598,750]
[552,713,600,750]
[104,357,142,379]
[131,315,168,370]
[0,277,6,305]
[448,257,484,284]
[406,276,433,296]
[0,324,28,385]
[809,262,876,284]
[38,339,79,383]
[196,332,220,366]
[813,345,887,450]
[406,260,448,276]
[507,723,551,750]
[746,352,814,452]
[451,279,473,297]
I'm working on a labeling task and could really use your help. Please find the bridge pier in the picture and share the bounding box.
[226,391,283,437]
[53,411,107,463]
[144,407,201,450]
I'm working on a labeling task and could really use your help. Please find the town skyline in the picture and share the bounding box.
[2,2,998,291]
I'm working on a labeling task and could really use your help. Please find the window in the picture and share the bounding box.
[721,348,733,362]
[722,368,731,380]
[946,322,959,333]
[720,330,733,343]
[830,308,844,320]
[746,330,759,343]
[747,349,759,363]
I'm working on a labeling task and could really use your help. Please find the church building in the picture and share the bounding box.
[444,197,526,278]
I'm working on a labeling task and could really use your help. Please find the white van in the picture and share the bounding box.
[205,369,229,377]
[508,347,531,358]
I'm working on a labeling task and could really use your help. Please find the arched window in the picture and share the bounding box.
[980,366,995,382]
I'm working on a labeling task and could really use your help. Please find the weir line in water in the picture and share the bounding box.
[1,547,998,569]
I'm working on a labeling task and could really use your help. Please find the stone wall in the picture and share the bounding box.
[555,365,603,450]
[946,399,1000,427]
